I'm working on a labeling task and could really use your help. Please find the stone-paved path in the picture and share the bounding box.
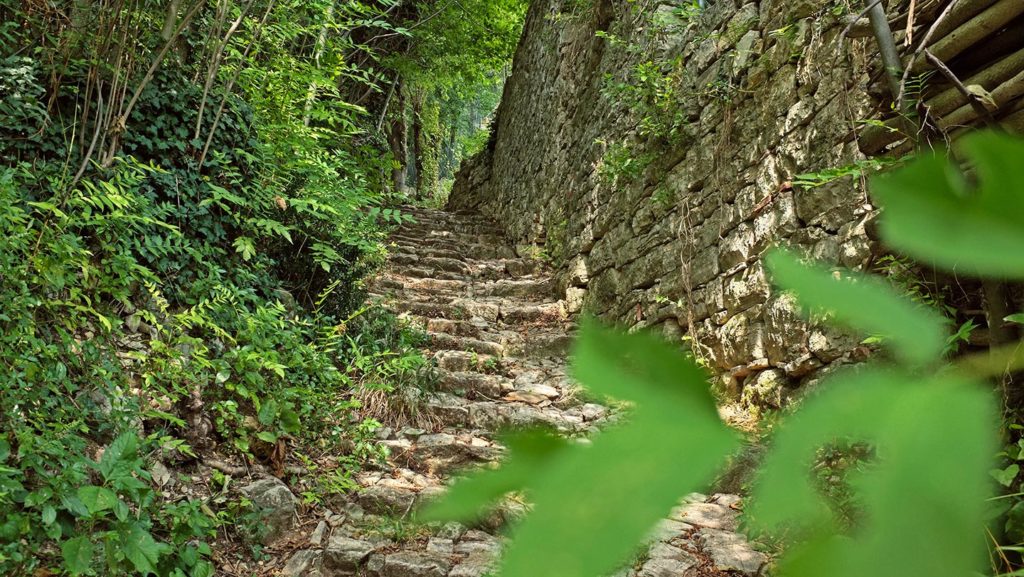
[279,207,766,577]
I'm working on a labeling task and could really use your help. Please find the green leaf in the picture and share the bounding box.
[192,560,214,577]
[42,505,57,524]
[123,523,167,574]
[99,432,139,479]
[423,430,570,522]
[748,367,996,577]
[431,321,738,577]
[233,236,256,261]
[76,485,118,516]
[991,464,1020,487]
[257,399,278,426]
[871,131,1024,279]
[62,535,94,575]
[766,249,947,366]
[1005,313,1024,325]
[256,431,278,443]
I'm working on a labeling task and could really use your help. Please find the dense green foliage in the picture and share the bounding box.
[428,132,1024,577]
[0,0,523,575]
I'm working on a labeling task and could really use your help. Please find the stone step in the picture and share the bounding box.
[368,276,467,297]
[382,429,504,475]
[389,258,544,281]
[399,223,505,237]
[435,371,513,398]
[429,332,505,357]
[385,295,568,327]
[475,277,555,299]
[399,209,495,226]
[500,301,567,325]
[503,330,576,359]
[388,299,471,320]
[392,255,473,275]
[434,350,501,373]
[391,242,517,261]
[422,318,486,339]
[467,401,586,433]
[394,229,507,246]
[375,275,554,303]
[387,266,471,282]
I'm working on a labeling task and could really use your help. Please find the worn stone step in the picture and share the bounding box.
[434,350,501,372]
[392,251,525,273]
[383,428,504,474]
[399,222,505,237]
[395,242,517,261]
[500,301,567,325]
[468,401,586,433]
[399,209,495,227]
[388,266,471,282]
[389,299,470,320]
[368,276,468,298]
[390,234,467,250]
[504,331,576,359]
[436,371,513,398]
[474,277,555,299]
[374,278,557,307]
[389,257,543,281]
[394,229,507,247]
[429,332,505,356]
[394,255,473,275]
[421,318,486,338]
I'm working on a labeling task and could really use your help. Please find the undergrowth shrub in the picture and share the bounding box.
[0,52,420,577]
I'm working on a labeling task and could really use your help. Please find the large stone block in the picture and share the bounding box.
[241,478,297,545]
[794,178,858,233]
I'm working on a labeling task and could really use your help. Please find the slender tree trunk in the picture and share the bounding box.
[388,82,408,193]
[303,2,335,127]
[162,0,183,40]
[195,0,256,140]
[101,0,206,167]
[446,107,457,174]
[412,91,425,199]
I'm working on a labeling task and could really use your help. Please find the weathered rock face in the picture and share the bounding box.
[450,0,886,408]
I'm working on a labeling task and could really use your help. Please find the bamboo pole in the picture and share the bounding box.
[859,47,1024,155]
[909,0,1024,71]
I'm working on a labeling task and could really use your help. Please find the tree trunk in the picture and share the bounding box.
[447,107,458,174]
[388,83,408,194]
[303,2,335,127]
[412,91,424,199]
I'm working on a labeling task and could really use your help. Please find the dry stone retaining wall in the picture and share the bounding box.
[449,0,889,409]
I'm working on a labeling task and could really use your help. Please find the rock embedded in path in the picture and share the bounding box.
[382,551,451,577]
[358,484,417,516]
[282,550,324,577]
[697,529,767,575]
[323,536,376,574]
[241,477,297,544]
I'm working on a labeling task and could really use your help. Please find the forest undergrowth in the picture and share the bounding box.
[0,1,524,574]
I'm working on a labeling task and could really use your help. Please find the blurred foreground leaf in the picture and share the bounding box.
[425,321,738,577]
[766,249,947,366]
[872,131,1024,279]
[749,367,996,577]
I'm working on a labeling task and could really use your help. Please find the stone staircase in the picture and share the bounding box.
[280,207,766,577]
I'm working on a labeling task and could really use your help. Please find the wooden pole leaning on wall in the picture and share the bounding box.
[866,0,906,101]
[864,0,919,144]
